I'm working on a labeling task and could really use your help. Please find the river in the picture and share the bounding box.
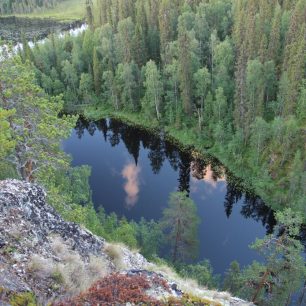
[0,22,87,61]
[63,117,277,275]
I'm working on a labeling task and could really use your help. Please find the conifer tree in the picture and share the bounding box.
[0,57,76,182]
[160,192,200,262]
[92,47,101,95]
[177,14,198,115]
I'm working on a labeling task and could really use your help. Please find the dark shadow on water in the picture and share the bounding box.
[67,117,287,274]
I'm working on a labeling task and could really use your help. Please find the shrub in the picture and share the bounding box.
[10,292,37,306]
[53,273,162,305]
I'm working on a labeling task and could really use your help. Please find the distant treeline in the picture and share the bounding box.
[0,0,63,14]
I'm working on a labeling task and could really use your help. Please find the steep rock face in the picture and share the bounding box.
[0,179,105,259]
[0,180,149,304]
[0,180,252,306]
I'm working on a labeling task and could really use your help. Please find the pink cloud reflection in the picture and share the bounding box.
[191,164,226,192]
[122,163,141,207]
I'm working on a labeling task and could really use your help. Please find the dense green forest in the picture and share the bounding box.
[0,0,306,304]
[24,0,306,219]
[0,0,65,14]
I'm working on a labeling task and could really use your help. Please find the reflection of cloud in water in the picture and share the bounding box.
[191,165,226,193]
[122,163,141,207]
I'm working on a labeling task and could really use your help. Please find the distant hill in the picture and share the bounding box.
[0,0,65,15]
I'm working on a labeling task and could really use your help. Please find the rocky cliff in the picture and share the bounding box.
[0,180,252,305]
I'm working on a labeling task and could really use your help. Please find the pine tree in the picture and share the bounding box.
[116,17,135,63]
[92,47,101,95]
[159,0,179,56]
[267,4,282,65]
[133,23,147,67]
[160,192,200,262]
[0,57,76,182]
[241,209,306,305]
[223,261,242,295]
[177,14,198,115]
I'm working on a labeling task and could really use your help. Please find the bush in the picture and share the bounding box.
[53,273,162,305]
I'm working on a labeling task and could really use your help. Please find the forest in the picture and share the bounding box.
[0,0,305,305]
[21,0,305,218]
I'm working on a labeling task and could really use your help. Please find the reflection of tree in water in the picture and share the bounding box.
[75,117,89,139]
[178,151,191,195]
[164,141,180,171]
[147,136,165,174]
[108,119,121,147]
[191,158,209,180]
[224,174,276,234]
[209,158,225,181]
[120,125,141,165]
[241,194,276,234]
[224,182,243,218]
[95,118,108,141]
[87,122,97,136]
[74,118,279,235]
[299,225,306,249]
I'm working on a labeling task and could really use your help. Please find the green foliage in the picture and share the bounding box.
[142,60,163,120]
[223,261,242,294]
[112,218,138,249]
[9,292,36,306]
[176,260,220,289]
[136,218,163,259]
[0,108,15,159]
[236,209,306,305]
[28,0,306,219]
[0,57,76,183]
[160,192,200,262]
[4,4,305,304]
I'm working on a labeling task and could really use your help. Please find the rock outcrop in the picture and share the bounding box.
[0,180,252,305]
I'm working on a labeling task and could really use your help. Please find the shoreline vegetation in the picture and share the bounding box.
[0,0,305,304]
[78,105,256,202]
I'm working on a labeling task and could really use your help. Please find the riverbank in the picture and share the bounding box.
[81,105,256,196]
[77,103,304,221]
[0,16,83,43]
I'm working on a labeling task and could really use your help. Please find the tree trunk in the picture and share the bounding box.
[252,269,270,303]
[172,218,181,263]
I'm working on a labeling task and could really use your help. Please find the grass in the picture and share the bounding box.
[3,0,85,22]
[146,262,228,306]
[103,243,127,271]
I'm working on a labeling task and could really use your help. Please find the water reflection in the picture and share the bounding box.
[191,164,226,190]
[122,163,141,207]
[65,117,306,274]
[73,117,277,235]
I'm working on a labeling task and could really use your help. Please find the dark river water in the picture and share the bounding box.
[63,118,276,274]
